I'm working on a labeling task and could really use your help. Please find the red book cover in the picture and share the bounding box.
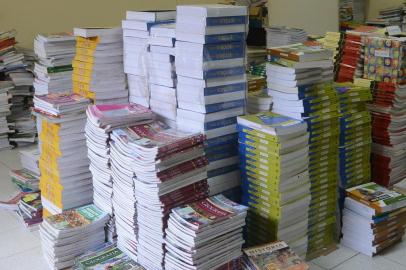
[158,157,208,182]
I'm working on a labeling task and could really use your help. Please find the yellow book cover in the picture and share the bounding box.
[73,67,94,77]
[72,59,94,70]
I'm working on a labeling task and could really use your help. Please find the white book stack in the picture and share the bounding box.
[72,28,128,104]
[110,121,208,269]
[122,10,176,107]
[148,23,177,126]
[247,90,273,113]
[265,26,308,48]
[175,4,248,196]
[33,33,76,95]
[0,81,13,149]
[19,145,41,176]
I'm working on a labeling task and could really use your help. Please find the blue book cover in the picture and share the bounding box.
[204,116,237,131]
[206,144,238,162]
[205,32,246,44]
[204,66,245,79]
[204,98,245,113]
[208,163,240,178]
[206,16,247,26]
[205,133,238,148]
[203,82,246,96]
[203,41,245,61]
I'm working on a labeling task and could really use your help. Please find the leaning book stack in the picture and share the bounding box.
[237,112,310,257]
[342,182,406,256]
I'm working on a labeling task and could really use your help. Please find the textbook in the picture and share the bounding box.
[266,26,307,48]
[267,43,333,62]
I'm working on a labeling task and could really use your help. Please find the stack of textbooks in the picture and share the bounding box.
[247,74,266,93]
[10,168,39,192]
[19,146,40,175]
[16,191,43,231]
[73,243,145,270]
[319,31,343,76]
[176,4,248,197]
[334,83,372,209]
[265,26,307,48]
[267,43,339,257]
[0,81,13,148]
[33,33,75,95]
[110,121,208,268]
[247,90,273,113]
[33,93,92,216]
[237,112,311,257]
[39,204,109,269]
[148,23,177,125]
[85,104,153,225]
[164,195,248,270]
[378,6,403,28]
[339,0,366,24]
[72,27,127,103]
[122,10,176,107]
[242,241,309,270]
[342,182,406,256]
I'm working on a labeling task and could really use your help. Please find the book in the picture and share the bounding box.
[126,10,176,22]
[268,43,333,62]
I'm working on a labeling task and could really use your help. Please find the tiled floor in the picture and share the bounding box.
[0,148,405,270]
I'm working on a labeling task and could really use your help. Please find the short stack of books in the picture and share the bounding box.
[247,74,266,93]
[33,93,92,216]
[237,112,311,257]
[342,182,406,256]
[242,241,309,270]
[72,27,127,104]
[378,6,403,28]
[16,191,43,231]
[39,204,109,269]
[265,26,307,48]
[247,90,272,113]
[10,168,39,193]
[267,43,340,257]
[175,4,248,197]
[110,121,208,268]
[33,33,75,95]
[0,30,24,72]
[164,195,248,270]
[148,23,177,126]
[394,179,406,195]
[122,10,176,107]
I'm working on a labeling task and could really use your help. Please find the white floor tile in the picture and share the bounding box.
[333,253,406,270]
[0,148,21,170]
[0,247,48,270]
[0,210,20,233]
[311,245,358,269]
[380,240,406,267]
[0,162,18,201]
[0,226,40,258]
[309,261,327,270]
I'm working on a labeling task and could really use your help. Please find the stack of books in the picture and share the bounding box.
[265,26,307,48]
[0,30,24,72]
[72,28,127,103]
[334,82,372,209]
[339,0,366,24]
[319,31,343,76]
[242,241,309,270]
[33,92,92,216]
[164,195,248,270]
[342,182,406,256]
[237,112,310,257]
[394,179,406,194]
[267,43,339,257]
[0,81,13,148]
[176,4,248,196]
[39,204,109,269]
[122,10,176,107]
[10,168,39,193]
[16,191,43,231]
[33,33,75,95]
[19,146,40,175]
[247,90,272,113]
[378,6,403,28]
[110,121,208,268]
[247,74,267,93]
[148,23,177,125]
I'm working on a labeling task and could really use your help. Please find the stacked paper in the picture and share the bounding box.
[33,93,92,215]
[19,146,40,175]
[165,195,248,270]
[39,204,109,269]
[378,6,403,28]
[122,10,176,107]
[16,191,43,231]
[9,146,40,192]
[176,4,248,196]
[110,121,208,268]
[265,26,307,48]
[72,28,127,103]
[237,112,310,257]
[342,182,406,256]
[247,90,272,113]
[33,33,76,95]
[0,81,13,148]
[339,0,366,24]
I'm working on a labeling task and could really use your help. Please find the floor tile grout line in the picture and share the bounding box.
[0,245,41,260]
[329,252,360,270]
[380,256,406,267]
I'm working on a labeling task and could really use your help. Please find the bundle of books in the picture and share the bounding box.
[73,243,145,270]
[339,0,366,24]
[242,241,309,270]
[16,191,43,231]
[377,6,403,28]
[33,33,75,95]
[267,43,339,257]
[0,81,13,149]
[247,74,266,93]
[165,195,248,270]
[319,31,343,76]
[335,83,372,209]
[394,179,406,194]
[247,90,272,113]
[110,121,208,268]
[0,30,24,72]
[19,146,40,175]
[39,204,109,269]
[148,22,177,126]
[10,168,39,192]
[342,182,406,256]
[265,26,307,48]
[237,112,310,257]
[33,92,92,216]
[175,4,248,197]
[72,28,127,104]
[122,10,176,107]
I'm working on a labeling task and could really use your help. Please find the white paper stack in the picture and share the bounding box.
[176,4,248,196]
[72,28,128,104]
[33,33,76,95]
[265,26,308,48]
[0,81,13,149]
[247,90,273,113]
[19,145,40,176]
[110,121,209,269]
[122,11,176,107]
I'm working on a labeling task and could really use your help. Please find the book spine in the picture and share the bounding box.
[158,157,208,182]
[205,133,238,148]
[158,134,206,158]
[204,82,246,96]
[204,116,237,130]
[47,65,73,73]
[208,164,239,178]
[206,16,247,26]
[203,41,245,61]
[205,32,246,44]
[204,66,246,79]
[204,99,245,113]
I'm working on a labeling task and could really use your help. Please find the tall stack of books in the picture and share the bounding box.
[364,36,406,187]
[33,93,92,216]
[110,121,208,268]
[0,81,13,149]
[267,43,339,257]
[175,4,248,197]
[72,28,127,104]
[342,182,406,256]
[39,204,109,269]
[237,112,311,257]
[122,11,176,107]
[33,33,75,95]
[320,31,343,77]
[265,26,307,48]
[148,23,177,126]
[164,195,248,270]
